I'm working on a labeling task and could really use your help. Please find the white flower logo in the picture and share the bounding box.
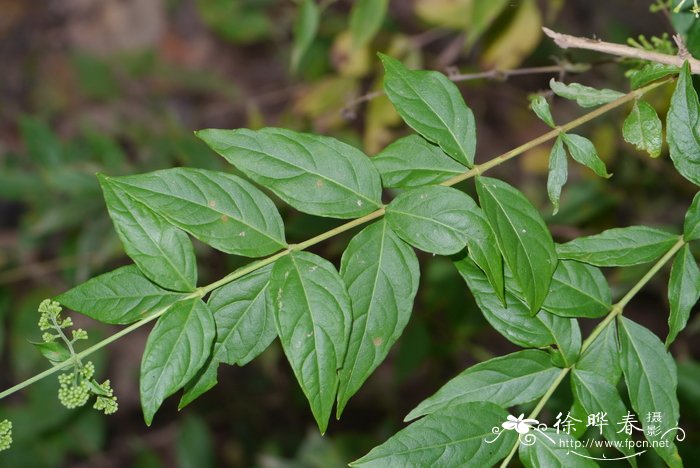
[502,414,539,434]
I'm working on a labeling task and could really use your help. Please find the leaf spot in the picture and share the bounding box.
[239,231,246,237]
[316,179,324,188]
[220,214,228,223]
[356,199,363,206]
[372,337,383,346]
[208,200,216,208]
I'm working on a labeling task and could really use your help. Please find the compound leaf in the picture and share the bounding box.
[337,220,419,416]
[406,350,560,421]
[556,226,678,266]
[380,54,476,167]
[107,168,287,256]
[270,252,352,434]
[197,128,383,218]
[476,177,557,314]
[57,265,186,325]
[140,298,215,426]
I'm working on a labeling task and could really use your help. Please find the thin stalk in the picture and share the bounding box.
[441,76,671,187]
[0,76,673,401]
[498,236,686,467]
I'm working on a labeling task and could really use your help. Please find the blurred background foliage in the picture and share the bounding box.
[0,0,698,466]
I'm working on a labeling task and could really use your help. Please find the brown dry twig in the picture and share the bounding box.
[543,27,700,73]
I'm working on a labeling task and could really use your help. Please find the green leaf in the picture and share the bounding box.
[57,265,186,325]
[371,135,467,188]
[350,402,517,467]
[550,79,624,107]
[349,0,388,48]
[98,175,197,292]
[576,321,621,384]
[455,257,578,361]
[290,0,319,73]
[380,54,476,167]
[140,298,215,425]
[180,265,276,408]
[542,260,611,318]
[270,252,352,434]
[107,168,287,256]
[337,220,419,416]
[385,185,475,255]
[462,207,505,303]
[561,133,611,178]
[667,61,700,186]
[519,429,597,468]
[571,369,638,464]
[623,100,663,158]
[667,244,700,346]
[547,313,581,368]
[683,191,700,241]
[405,350,560,421]
[556,226,678,266]
[32,341,71,365]
[618,317,682,467]
[547,135,568,215]
[629,62,679,89]
[476,176,558,313]
[197,128,383,218]
[531,95,555,128]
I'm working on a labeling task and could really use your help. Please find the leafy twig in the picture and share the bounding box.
[0,77,673,402]
[498,236,686,467]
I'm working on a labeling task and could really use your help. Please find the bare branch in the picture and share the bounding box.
[543,27,700,73]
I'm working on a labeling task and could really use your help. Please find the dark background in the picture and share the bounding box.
[0,0,698,466]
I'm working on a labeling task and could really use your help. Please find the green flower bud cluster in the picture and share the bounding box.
[35,300,119,416]
[91,380,118,415]
[0,420,11,452]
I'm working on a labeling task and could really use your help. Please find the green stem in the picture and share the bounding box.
[0,76,673,401]
[498,236,685,467]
